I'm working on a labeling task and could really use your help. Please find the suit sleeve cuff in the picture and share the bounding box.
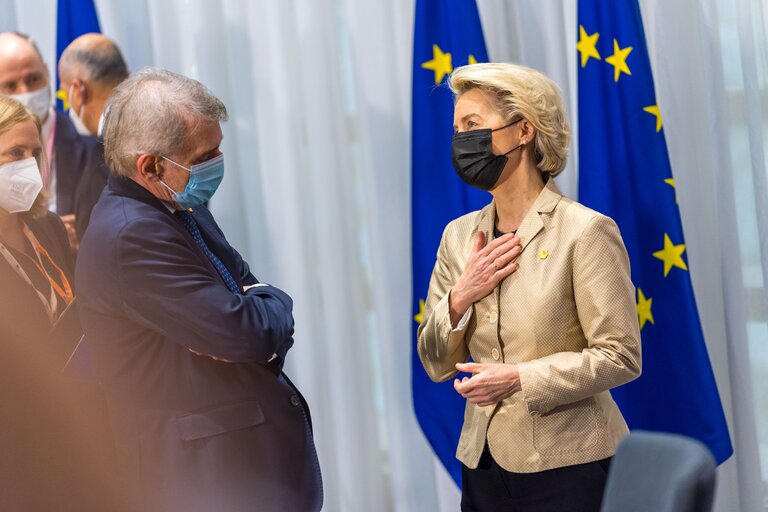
[452,304,474,332]
[517,361,545,416]
[430,290,468,351]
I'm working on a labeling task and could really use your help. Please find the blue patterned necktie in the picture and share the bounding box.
[175,211,240,294]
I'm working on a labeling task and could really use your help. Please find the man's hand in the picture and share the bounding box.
[60,214,79,253]
[453,361,521,407]
[449,232,521,327]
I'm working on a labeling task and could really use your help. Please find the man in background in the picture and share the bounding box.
[59,33,128,238]
[58,33,128,137]
[0,31,101,248]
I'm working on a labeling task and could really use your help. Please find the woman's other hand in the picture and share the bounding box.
[453,362,522,407]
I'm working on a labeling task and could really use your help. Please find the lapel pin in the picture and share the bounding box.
[538,249,549,260]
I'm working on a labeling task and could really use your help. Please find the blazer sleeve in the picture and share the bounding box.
[116,217,294,363]
[517,215,642,415]
[241,264,258,286]
[228,243,258,287]
[417,227,471,382]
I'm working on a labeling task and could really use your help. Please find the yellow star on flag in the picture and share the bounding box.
[643,105,663,132]
[414,298,425,324]
[637,288,654,330]
[605,39,633,82]
[422,44,453,84]
[56,89,70,111]
[664,178,678,204]
[576,25,601,68]
[468,54,477,65]
[653,233,688,277]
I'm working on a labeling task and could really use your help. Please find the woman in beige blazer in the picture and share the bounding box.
[417,63,642,512]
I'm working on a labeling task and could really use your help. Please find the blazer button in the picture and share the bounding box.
[489,311,498,324]
[290,395,301,407]
[491,348,500,361]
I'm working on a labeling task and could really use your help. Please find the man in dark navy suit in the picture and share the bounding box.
[59,33,130,240]
[76,68,322,512]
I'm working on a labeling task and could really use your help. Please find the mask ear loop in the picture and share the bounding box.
[491,117,524,133]
[154,156,182,194]
[158,179,177,194]
[77,83,88,119]
[494,117,528,156]
[161,156,191,172]
[502,141,526,157]
[68,81,87,117]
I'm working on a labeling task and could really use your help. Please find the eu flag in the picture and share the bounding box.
[55,0,101,110]
[411,0,489,486]
[577,0,733,463]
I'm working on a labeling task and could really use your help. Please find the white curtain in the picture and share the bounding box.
[7,0,768,510]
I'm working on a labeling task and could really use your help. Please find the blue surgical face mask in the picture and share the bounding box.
[159,153,224,209]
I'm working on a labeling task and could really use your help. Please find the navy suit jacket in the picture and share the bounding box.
[54,112,102,217]
[76,175,322,512]
[72,136,109,240]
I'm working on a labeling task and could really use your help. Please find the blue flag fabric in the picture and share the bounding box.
[55,0,101,110]
[577,0,733,463]
[411,0,489,487]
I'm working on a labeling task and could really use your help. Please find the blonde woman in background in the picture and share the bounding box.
[0,96,113,510]
[417,63,642,512]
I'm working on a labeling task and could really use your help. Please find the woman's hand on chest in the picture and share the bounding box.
[449,232,522,327]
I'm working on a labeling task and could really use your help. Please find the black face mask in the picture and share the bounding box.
[451,118,525,191]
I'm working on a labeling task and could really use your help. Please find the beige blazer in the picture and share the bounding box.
[417,179,641,473]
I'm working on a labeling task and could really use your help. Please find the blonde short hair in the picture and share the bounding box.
[0,96,48,217]
[448,63,570,176]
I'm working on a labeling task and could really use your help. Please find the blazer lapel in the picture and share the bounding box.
[470,179,563,336]
[473,178,562,251]
[191,209,244,290]
[107,176,232,286]
[511,178,563,254]
[475,202,496,244]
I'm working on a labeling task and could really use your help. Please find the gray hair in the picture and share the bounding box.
[59,41,128,85]
[102,67,228,177]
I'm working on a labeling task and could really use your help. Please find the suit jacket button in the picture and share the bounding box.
[491,348,500,361]
[290,395,301,407]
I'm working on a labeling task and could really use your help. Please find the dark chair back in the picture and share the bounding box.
[601,431,716,512]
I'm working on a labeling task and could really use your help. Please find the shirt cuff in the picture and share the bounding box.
[452,305,474,332]
[243,283,269,292]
